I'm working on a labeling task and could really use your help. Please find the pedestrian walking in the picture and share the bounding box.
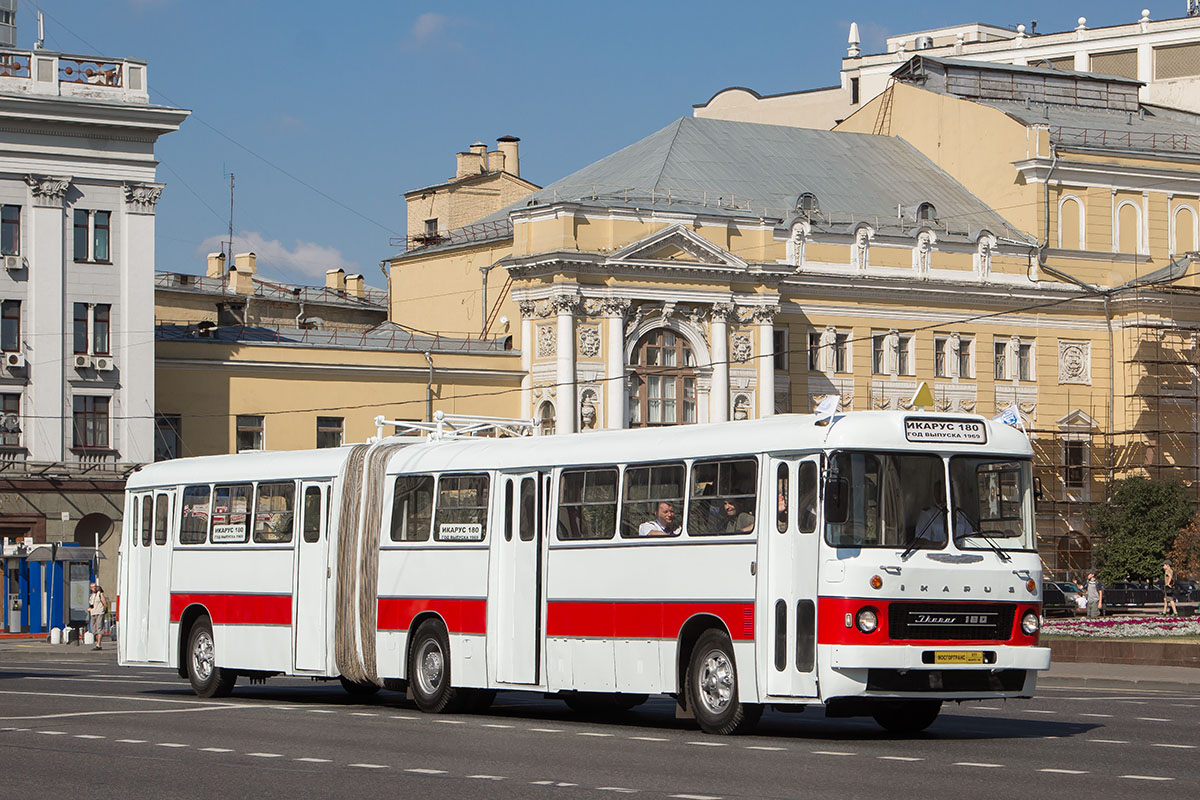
[88,583,107,650]
[1162,561,1179,616]
[1085,572,1103,618]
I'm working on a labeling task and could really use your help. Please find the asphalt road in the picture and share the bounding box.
[1,643,1197,799]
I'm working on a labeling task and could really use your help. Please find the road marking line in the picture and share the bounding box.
[350,712,378,717]
[579,732,614,737]
[878,756,923,762]
[1024,710,1056,714]
[970,706,1000,711]
[1117,701,1148,705]
[686,741,727,747]
[1170,703,1197,708]
[530,728,562,733]
[1152,743,1196,749]
[37,730,67,735]
[1089,739,1128,744]
[406,768,447,775]
[482,724,513,729]
[1136,717,1170,722]
[597,788,637,794]
[629,736,667,742]
[247,752,283,758]
[201,747,233,753]
[157,743,188,748]
[1080,713,1112,718]
[349,763,389,769]
[295,757,331,763]
[746,746,786,751]
[389,715,417,720]
[467,775,505,780]
[556,784,578,788]
[812,750,855,756]
[1039,769,1088,774]
[1121,775,1174,781]
[532,780,555,785]
[953,762,1004,768]
[434,720,465,725]
[670,794,721,800]
[308,710,335,714]
[73,734,104,739]
[115,739,145,743]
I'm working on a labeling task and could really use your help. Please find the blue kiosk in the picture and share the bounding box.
[4,542,97,635]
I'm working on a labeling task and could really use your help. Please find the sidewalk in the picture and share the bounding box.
[1042,660,1200,689]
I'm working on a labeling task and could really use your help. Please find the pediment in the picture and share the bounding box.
[608,224,747,269]
[1057,408,1098,430]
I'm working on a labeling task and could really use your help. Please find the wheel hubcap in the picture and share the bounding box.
[417,640,443,694]
[697,648,734,714]
[192,630,214,682]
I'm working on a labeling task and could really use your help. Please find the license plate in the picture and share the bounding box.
[933,651,984,665]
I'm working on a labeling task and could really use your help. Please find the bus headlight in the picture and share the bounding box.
[1021,611,1040,636]
[855,607,879,634]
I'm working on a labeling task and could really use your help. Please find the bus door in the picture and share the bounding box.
[125,493,153,662]
[293,482,330,672]
[145,490,174,663]
[493,471,543,685]
[763,456,820,698]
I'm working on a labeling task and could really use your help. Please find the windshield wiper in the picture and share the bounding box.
[901,512,943,560]
[958,528,1012,562]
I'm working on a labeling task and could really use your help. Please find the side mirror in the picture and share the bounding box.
[825,476,849,524]
[1033,476,1044,502]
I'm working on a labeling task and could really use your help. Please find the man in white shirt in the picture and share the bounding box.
[912,480,975,547]
[639,501,678,536]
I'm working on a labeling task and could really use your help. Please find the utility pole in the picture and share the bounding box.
[225,171,235,259]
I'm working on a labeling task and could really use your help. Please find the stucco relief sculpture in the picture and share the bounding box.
[731,333,753,363]
[732,394,752,420]
[536,324,556,358]
[577,326,601,358]
[914,231,933,276]
[852,226,872,272]
[24,174,72,207]
[124,182,165,214]
[786,222,807,268]
[1058,340,1091,385]
[975,234,995,280]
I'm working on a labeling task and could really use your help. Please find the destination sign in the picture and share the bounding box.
[904,417,987,444]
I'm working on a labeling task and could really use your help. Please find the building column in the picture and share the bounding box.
[24,175,71,462]
[553,293,579,434]
[755,306,779,418]
[602,298,630,429]
[519,301,535,419]
[709,302,733,423]
[120,182,164,464]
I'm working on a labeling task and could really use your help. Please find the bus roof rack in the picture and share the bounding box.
[374,410,538,441]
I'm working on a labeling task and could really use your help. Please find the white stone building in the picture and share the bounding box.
[0,41,186,587]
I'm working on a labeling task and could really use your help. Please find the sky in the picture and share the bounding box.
[13,1,1181,288]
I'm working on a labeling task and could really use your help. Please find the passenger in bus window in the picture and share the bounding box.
[912,480,951,547]
[638,501,678,536]
[723,498,754,532]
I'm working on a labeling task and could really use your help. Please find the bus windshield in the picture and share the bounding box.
[824,451,945,549]
[948,457,1035,552]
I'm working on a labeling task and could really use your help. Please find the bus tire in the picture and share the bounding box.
[408,620,465,714]
[339,676,380,697]
[685,629,761,735]
[871,700,942,734]
[186,618,237,699]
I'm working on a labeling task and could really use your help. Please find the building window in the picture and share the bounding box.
[994,340,1008,380]
[0,205,19,256]
[1064,440,1086,493]
[73,303,89,354]
[630,328,697,427]
[958,337,974,378]
[773,327,788,371]
[916,202,937,221]
[93,304,110,355]
[897,335,913,376]
[0,392,19,448]
[850,76,860,105]
[834,332,849,373]
[807,332,821,372]
[72,395,110,449]
[872,333,886,375]
[1,300,19,352]
[1017,341,1033,381]
[424,218,438,238]
[934,336,948,378]
[73,210,112,262]
[236,415,264,451]
[538,401,555,436]
[316,416,343,448]
[154,414,181,461]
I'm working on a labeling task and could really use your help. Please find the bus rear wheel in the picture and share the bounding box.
[186,618,237,698]
[685,629,761,735]
[871,700,942,734]
[408,620,465,714]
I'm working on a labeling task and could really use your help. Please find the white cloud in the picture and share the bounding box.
[401,12,463,52]
[197,231,358,282]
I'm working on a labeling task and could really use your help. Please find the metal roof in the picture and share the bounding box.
[897,54,1143,86]
[982,100,1200,154]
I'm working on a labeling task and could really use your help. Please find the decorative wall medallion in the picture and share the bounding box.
[536,324,556,358]
[577,326,601,358]
[731,333,753,363]
[1058,340,1091,385]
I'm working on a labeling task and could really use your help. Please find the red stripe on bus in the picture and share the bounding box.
[376,597,487,635]
[546,601,755,641]
[169,593,293,626]
[816,596,1039,647]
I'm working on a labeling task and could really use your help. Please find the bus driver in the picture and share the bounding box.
[639,501,678,536]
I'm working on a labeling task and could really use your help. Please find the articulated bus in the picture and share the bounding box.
[118,411,1050,735]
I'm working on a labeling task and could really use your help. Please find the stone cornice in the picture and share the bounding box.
[24,174,72,207]
[124,181,164,215]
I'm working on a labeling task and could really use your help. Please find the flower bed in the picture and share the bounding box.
[1043,616,1200,638]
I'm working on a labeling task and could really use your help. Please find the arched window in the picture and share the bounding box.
[1116,201,1142,254]
[630,328,697,428]
[796,192,819,216]
[1058,196,1083,250]
[1174,204,1197,256]
[538,401,555,436]
[916,202,937,222]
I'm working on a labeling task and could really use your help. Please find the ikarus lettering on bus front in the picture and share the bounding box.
[439,523,482,541]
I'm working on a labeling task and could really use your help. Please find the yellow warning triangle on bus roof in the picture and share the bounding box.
[910,381,935,410]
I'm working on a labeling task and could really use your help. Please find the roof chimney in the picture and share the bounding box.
[345,273,364,299]
[233,252,257,275]
[325,268,346,292]
[497,135,520,177]
[487,149,506,173]
[206,252,226,278]
[456,149,486,178]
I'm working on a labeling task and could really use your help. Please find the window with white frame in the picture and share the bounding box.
[773,327,788,371]
[316,416,343,448]
[73,209,112,263]
[236,415,264,451]
[934,336,948,378]
[897,334,913,376]
[72,303,111,355]
[994,340,1008,380]
[1,300,19,353]
[807,332,820,372]
[72,395,110,450]
[0,392,19,448]
[833,332,849,373]
[1,205,20,256]
[1064,439,1087,498]
[1017,340,1033,381]
[872,333,886,375]
[958,337,975,378]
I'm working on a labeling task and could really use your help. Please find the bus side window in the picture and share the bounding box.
[519,477,537,542]
[180,485,211,544]
[141,495,153,547]
[391,475,433,542]
[776,463,789,533]
[210,484,252,543]
[688,458,758,535]
[797,462,817,534]
[620,463,684,538]
[434,473,490,542]
[302,487,322,543]
[153,495,169,546]
[130,496,139,547]
[254,482,295,544]
[557,468,617,540]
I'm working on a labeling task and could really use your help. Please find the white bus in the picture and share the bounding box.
[118,411,1050,735]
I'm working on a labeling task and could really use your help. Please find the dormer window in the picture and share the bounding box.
[796,193,819,216]
[916,202,937,222]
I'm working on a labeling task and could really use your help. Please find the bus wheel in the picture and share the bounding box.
[408,620,464,713]
[339,676,380,697]
[685,630,761,735]
[871,700,942,734]
[187,618,237,698]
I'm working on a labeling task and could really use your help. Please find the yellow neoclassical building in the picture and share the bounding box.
[384,56,1200,577]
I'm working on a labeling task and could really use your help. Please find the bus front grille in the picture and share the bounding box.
[887,602,1014,641]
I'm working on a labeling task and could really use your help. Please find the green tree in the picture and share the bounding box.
[1089,477,1193,583]
[1168,518,1200,580]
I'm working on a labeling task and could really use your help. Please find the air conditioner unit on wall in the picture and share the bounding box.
[73,354,91,369]
[4,351,25,369]
[3,255,23,270]
[92,356,114,372]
